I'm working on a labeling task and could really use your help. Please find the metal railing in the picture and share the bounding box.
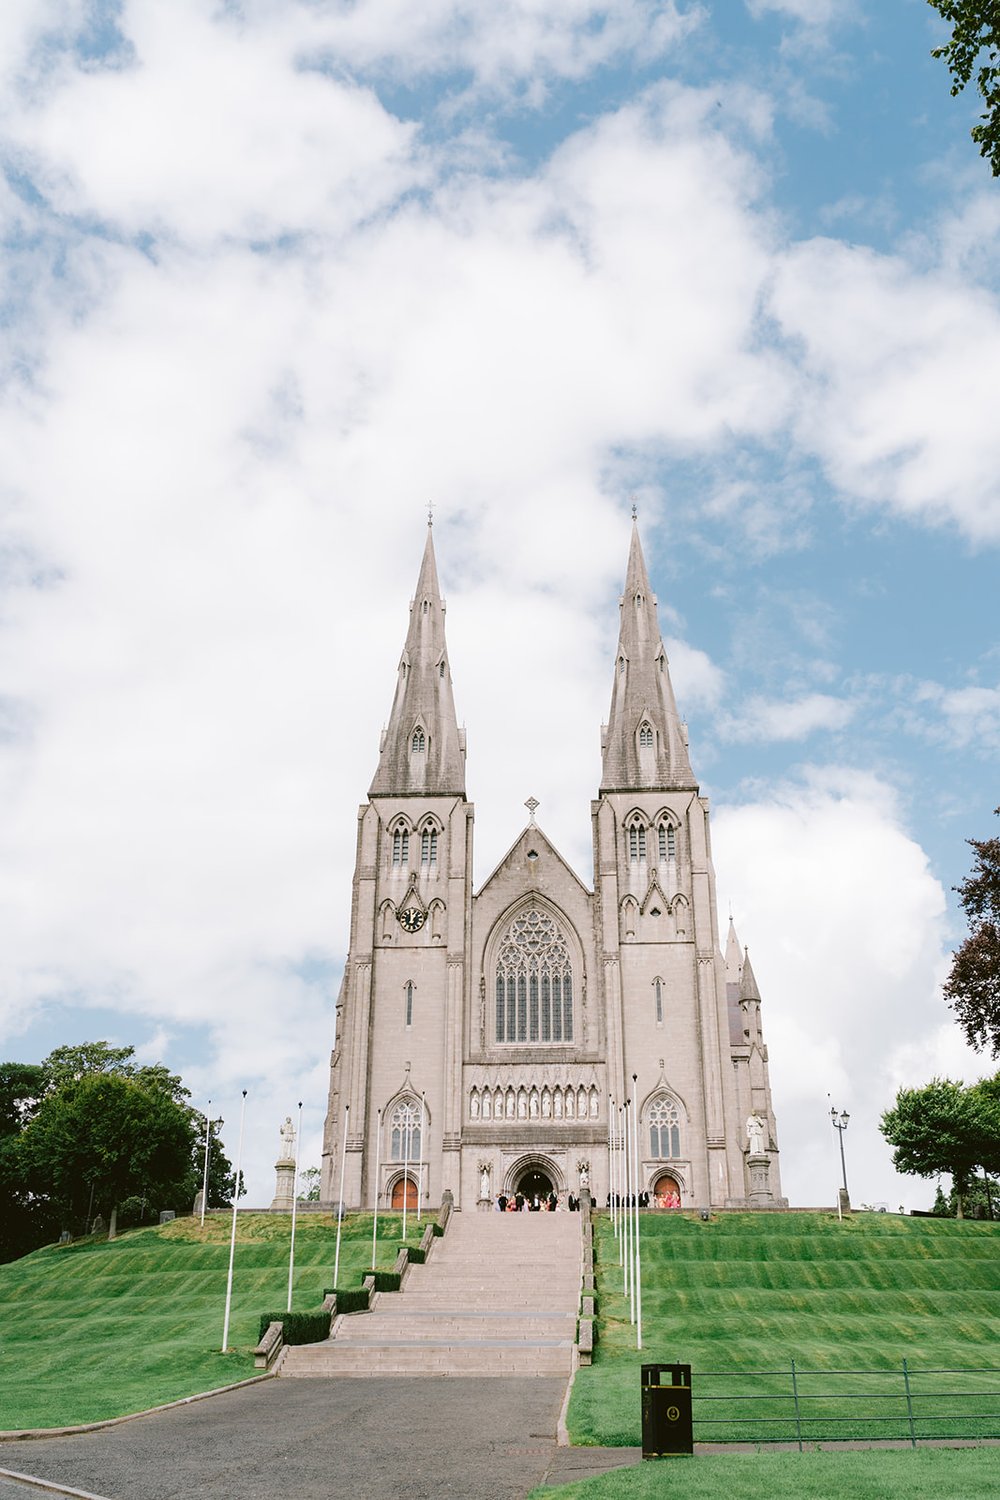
[691,1362,1000,1449]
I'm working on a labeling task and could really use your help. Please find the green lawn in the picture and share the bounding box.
[0,1210,424,1430]
[529,1448,1000,1500]
[568,1212,1000,1447]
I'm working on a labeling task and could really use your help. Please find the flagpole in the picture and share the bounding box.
[632,1072,642,1349]
[417,1091,426,1223]
[371,1107,382,1272]
[623,1100,632,1305]
[608,1095,616,1237]
[200,1100,212,1228]
[401,1103,410,1243]
[286,1100,302,1313]
[221,1089,247,1353]
[332,1103,350,1291]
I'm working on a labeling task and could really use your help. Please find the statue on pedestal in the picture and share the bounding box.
[746,1114,766,1155]
[278,1115,296,1162]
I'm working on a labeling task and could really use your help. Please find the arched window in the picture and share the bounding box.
[411,728,426,753]
[420,827,438,866]
[390,1098,421,1161]
[639,723,654,748]
[494,906,574,1043]
[627,819,647,863]
[404,981,414,1027]
[657,822,676,862]
[648,1097,681,1159]
[391,826,409,867]
[654,978,663,1025]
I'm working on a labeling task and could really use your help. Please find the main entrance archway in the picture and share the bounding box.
[516,1169,554,1202]
[507,1154,561,1202]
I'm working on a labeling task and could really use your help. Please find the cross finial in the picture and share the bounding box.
[525,796,539,824]
[630,496,638,522]
[427,501,434,528]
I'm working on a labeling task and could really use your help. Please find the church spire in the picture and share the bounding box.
[600,521,695,792]
[369,525,466,797]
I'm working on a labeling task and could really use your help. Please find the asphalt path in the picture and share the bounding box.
[0,1378,637,1500]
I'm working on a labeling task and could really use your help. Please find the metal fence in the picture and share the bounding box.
[692,1363,1000,1449]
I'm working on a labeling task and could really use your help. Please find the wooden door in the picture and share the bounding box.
[391,1177,417,1210]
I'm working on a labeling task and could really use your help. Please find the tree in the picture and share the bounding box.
[0,1064,58,1263]
[880,1077,1000,1217]
[943,808,1000,1056]
[18,1072,196,1239]
[928,2,1000,176]
[299,1166,321,1202]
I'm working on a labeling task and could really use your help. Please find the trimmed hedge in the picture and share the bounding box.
[432,1223,444,1237]
[406,1246,425,1264]
[257,1310,330,1346]
[325,1286,369,1314]
[363,1270,401,1292]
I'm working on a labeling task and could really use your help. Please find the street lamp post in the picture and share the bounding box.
[830,1107,850,1196]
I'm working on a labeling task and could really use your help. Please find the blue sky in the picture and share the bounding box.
[0,0,997,1210]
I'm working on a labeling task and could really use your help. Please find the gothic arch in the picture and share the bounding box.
[484,895,585,1046]
[503,1152,564,1197]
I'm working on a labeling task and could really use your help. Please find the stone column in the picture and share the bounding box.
[271,1155,295,1211]
[746,1152,774,1208]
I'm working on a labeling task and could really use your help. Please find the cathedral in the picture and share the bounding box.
[320,521,784,1212]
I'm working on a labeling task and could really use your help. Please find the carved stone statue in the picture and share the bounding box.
[578,1160,590,1187]
[746,1114,766,1154]
[480,1164,491,1199]
[279,1115,296,1161]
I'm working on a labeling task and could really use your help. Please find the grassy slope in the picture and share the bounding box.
[528,1449,1000,1500]
[568,1212,1000,1446]
[0,1211,424,1430]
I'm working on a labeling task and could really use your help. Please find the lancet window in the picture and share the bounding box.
[411,727,426,753]
[420,826,438,866]
[657,822,676,862]
[639,722,654,748]
[648,1096,681,1159]
[494,906,574,1043]
[626,815,647,864]
[391,825,410,867]
[390,1099,421,1160]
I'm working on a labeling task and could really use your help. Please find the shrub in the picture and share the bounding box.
[330,1286,369,1314]
[406,1246,425,1264]
[256,1310,330,1346]
[363,1270,401,1292]
[432,1223,444,1236]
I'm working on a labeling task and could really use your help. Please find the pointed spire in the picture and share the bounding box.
[600,521,695,792]
[725,918,743,986]
[369,526,466,797]
[739,948,761,1004]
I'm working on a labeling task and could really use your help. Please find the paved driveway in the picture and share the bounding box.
[0,1378,635,1500]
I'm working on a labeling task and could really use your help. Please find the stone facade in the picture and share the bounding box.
[320,523,784,1211]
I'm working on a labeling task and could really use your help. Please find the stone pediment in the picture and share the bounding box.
[476,822,591,899]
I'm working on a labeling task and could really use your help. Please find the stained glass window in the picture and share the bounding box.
[494,907,574,1043]
[648,1096,681,1159]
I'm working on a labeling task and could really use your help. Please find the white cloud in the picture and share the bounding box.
[714,768,963,1211]
[722,691,855,742]
[770,235,1000,540]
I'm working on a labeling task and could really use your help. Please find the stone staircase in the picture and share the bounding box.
[281,1211,582,1377]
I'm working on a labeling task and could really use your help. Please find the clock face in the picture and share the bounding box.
[398,906,426,933]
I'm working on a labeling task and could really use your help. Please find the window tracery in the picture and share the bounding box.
[648,1096,681,1159]
[639,723,654,748]
[494,906,574,1043]
[391,825,410,867]
[390,1098,421,1160]
[411,727,426,753]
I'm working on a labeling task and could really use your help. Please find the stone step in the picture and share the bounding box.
[281,1343,574,1377]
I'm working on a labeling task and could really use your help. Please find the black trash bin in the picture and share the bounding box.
[641,1362,693,1457]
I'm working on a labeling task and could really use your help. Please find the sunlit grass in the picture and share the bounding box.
[0,1210,423,1429]
[567,1212,1000,1446]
